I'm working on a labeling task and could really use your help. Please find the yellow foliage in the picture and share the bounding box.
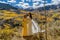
[46,17,53,22]
[52,13,59,17]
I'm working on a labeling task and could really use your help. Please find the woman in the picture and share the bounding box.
[22,14,32,40]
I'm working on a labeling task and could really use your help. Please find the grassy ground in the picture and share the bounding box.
[0,10,60,40]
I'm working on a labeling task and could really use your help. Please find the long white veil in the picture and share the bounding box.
[32,19,45,34]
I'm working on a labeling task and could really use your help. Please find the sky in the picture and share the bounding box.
[0,0,60,9]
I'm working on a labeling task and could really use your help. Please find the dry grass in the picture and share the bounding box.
[0,10,60,40]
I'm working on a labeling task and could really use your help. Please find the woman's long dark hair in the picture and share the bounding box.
[29,13,32,19]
